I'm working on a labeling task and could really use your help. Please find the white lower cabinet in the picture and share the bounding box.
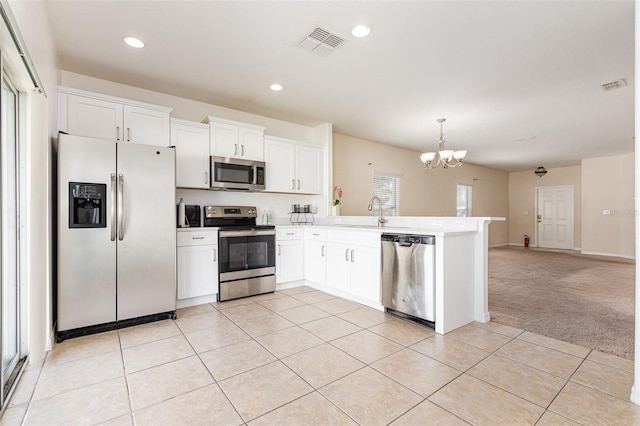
[177,229,218,300]
[325,230,381,303]
[276,228,304,283]
[304,228,327,286]
[326,242,352,292]
[349,244,381,302]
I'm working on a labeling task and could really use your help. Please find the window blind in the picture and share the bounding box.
[372,172,400,216]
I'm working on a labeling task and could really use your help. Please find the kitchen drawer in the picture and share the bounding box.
[177,229,218,246]
[327,229,380,247]
[304,228,327,241]
[276,228,303,240]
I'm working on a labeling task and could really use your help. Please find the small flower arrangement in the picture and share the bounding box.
[333,186,343,206]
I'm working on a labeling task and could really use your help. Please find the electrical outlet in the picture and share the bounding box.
[603,209,611,215]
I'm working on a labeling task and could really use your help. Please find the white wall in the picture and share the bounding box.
[6,0,60,363]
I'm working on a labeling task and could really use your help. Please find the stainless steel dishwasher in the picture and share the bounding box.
[381,234,436,324]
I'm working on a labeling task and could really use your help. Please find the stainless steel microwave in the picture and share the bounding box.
[210,156,266,191]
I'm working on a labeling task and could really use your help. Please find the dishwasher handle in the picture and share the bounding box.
[381,233,435,245]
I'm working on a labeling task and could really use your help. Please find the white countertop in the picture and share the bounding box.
[276,224,476,236]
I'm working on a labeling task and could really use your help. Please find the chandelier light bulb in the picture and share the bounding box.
[453,150,467,160]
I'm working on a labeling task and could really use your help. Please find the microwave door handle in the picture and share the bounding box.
[252,166,257,185]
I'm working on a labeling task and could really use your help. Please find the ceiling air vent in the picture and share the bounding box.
[601,78,627,91]
[297,26,345,56]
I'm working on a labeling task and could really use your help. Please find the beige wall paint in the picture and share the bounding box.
[582,153,635,257]
[332,133,509,246]
[508,165,582,248]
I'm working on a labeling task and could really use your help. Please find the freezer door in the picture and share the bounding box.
[116,143,176,320]
[57,134,117,331]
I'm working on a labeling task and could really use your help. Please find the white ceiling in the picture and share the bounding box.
[44,0,634,172]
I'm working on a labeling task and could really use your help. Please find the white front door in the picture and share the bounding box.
[536,185,575,249]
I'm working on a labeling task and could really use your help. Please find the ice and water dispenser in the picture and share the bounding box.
[68,182,106,228]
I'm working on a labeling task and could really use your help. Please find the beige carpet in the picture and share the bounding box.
[488,247,635,359]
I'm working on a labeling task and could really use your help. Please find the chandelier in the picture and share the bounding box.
[420,118,467,169]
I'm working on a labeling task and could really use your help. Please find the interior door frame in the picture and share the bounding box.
[534,184,575,249]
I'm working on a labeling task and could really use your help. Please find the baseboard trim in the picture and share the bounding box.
[581,250,635,260]
[630,385,640,405]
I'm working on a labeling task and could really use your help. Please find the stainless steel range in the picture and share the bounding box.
[204,206,276,301]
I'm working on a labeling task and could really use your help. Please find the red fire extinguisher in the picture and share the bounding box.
[524,235,530,248]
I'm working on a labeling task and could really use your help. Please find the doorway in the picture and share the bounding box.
[535,185,575,250]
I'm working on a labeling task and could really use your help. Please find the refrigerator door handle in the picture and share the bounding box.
[118,174,125,241]
[110,173,117,241]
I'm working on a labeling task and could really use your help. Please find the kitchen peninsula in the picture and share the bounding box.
[273,215,503,335]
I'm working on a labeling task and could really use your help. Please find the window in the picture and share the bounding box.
[457,184,472,217]
[372,172,400,216]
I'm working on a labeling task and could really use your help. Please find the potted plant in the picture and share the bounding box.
[332,186,342,216]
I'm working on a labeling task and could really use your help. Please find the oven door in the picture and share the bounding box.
[218,229,275,281]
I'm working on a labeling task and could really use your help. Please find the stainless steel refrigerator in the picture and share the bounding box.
[57,133,176,336]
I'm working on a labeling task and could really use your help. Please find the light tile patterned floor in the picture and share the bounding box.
[2,286,640,425]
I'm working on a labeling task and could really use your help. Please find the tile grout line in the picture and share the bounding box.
[179,316,246,426]
[116,332,135,426]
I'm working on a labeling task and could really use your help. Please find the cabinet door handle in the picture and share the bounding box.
[345,248,350,261]
[321,245,325,257]
[213,248,217,262]
[291,179,295,190]
[234,144,238,156]
[204,171,208,184]
[127,127,131,142]
[278,244,281,256]
[241,144,245,156]
[351,249,355,263]
[192,236,205,240]
[313,233,320,236]
[297,180,300,190]
[116,126,121,141]
[286,232,294,236]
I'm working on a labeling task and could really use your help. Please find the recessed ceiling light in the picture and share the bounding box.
[269,83,283,92]
[351,24,371,38]
[123,37,145,48]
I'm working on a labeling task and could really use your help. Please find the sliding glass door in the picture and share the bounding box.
[1,69,21,405]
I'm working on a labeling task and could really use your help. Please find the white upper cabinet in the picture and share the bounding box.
[67,95,123,141]
[264,136,323,194]
[264,138,295,192]
[124,105,171,145]
[171,119,210,189]
[203,116,265,161]
[59,87,172,146]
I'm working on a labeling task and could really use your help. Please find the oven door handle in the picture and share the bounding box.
[219,229,276,237]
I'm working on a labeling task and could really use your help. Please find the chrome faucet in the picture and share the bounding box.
[368,196,387,227]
